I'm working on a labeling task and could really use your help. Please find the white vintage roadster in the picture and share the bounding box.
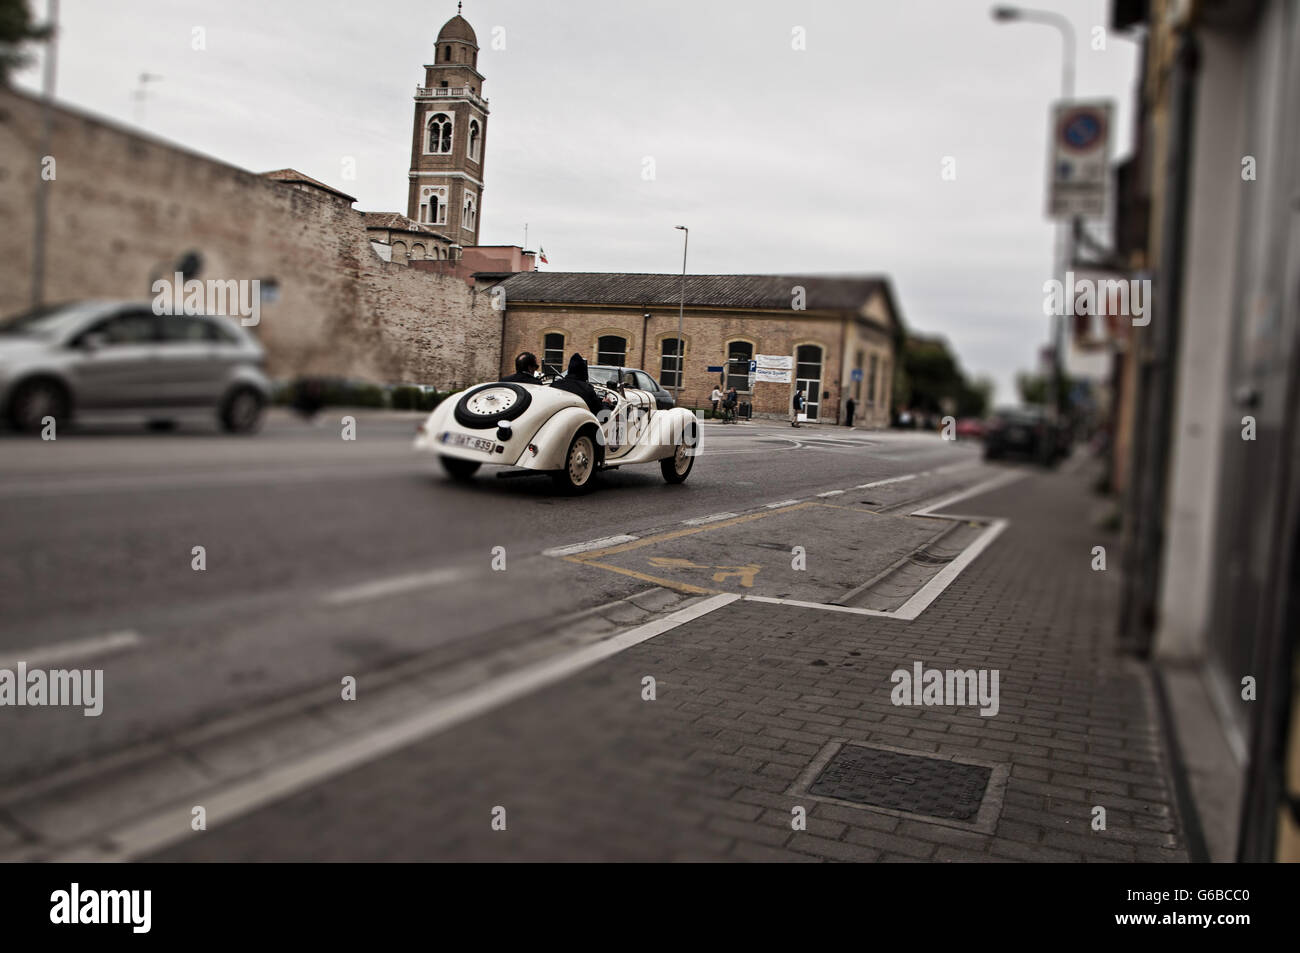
[414,377,700,492]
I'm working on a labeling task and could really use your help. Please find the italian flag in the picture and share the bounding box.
[538,247,548,264]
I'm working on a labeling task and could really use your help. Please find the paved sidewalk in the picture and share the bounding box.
[153,461,1189,862]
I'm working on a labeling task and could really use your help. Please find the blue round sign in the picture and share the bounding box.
[1061,109,1105,152]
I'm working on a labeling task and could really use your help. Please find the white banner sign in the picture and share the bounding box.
[755,354,793,370]
[754,366,791,383]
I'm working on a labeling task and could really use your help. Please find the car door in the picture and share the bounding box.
[155,315,230,406]
[68,309,164,410]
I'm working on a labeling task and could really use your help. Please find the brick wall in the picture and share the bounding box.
[502,304,894,425]
[0,87,500,388]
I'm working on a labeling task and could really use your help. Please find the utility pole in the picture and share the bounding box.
[674,225,688,402]
[30,0,59,310]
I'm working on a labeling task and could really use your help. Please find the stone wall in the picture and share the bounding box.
[0,86,500,388]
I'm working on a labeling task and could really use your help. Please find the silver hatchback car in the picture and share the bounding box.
[0,301,271,434]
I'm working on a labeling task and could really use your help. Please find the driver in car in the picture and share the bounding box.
[500,351,540,384]
[550,353,608,416]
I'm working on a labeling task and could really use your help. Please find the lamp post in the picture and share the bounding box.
[674,225,688,402]
[992,5,1076,419]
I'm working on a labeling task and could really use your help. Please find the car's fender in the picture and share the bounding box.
[515,406,597,470]
[612,406,698,466]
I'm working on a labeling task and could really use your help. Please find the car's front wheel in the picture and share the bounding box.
[220,386,265,434]
[440,456,481,481]
[7,377,70,434]
[552,430,597,494]
[661,420,697,484]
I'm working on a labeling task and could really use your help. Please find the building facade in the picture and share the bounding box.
[497,273,899,426]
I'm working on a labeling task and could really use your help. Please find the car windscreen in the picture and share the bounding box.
[0,302,105,339]
[586,367,621,386]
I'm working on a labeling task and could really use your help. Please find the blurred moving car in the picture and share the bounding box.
[415,375,698,493]
[983,406,1068,465]
[586,365,676,410]
[955,417,986,439]
[0,301,270,434]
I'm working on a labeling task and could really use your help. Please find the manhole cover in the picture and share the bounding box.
[808,744,991,820]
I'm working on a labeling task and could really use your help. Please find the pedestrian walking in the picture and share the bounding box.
[792,386,805,427]
[710,385,722,416]
[845,396,856,427]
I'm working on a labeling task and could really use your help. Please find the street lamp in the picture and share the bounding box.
[674,225,688,402]
[991,4,1076,419]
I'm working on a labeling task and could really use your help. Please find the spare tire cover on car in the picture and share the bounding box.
[453,383,533,429]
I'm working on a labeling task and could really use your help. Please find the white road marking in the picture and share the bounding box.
[57,592,742,862]
[746,469,1028,621]
[815,490,845,497]
[543,534,638,557]
[764,499,803,509]
[322,566,472,606]
[911,470,1026,517]
[0,630,142,670]
[682,512,738,525]
[857,474,917,489]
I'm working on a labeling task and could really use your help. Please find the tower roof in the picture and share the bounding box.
[437,13,477,46]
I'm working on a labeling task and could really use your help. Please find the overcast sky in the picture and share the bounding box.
[14,0,1140,402]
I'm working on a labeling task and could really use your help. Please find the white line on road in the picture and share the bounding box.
[857,474,917,489]
[764,499,803,509]
[321,567,473,606]
[815,490,845,498]
[682,512,738,525]
[542,534,638,557]
[0,630,142,670]
[57,592,741,862]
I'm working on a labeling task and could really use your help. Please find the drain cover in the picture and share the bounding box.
[808,745,991,820]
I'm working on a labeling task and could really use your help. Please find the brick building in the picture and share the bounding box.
[496,272,900,425]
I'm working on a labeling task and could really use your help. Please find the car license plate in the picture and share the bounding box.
[440,432,494,453]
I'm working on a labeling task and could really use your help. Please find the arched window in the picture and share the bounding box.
[427,113,453,154]
[468,120,481,161]
[462,192,476,230]
[443,45,451,62]
[410,243,425,260]
[392,240,408,264]
[795,344,824,420]
[660,337,683,389]
[426,195,439,223]
[543,333,565,374]
[597,335,627,367]
[726,341,753,393]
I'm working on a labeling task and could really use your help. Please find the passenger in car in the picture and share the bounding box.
[550,353,606,416]
[500,351,540,384]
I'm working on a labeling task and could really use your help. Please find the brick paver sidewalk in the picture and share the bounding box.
[154,463,1189,862]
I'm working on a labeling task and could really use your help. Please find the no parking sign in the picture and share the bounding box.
[1047,100,1113,219]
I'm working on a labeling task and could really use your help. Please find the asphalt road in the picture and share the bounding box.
[0,410,981,781]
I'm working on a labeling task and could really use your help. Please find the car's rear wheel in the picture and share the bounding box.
[660,420,697,484]
[552,430,597,493]
[440,456,481,481]
[220,386,265,434]
[8,377,69,434]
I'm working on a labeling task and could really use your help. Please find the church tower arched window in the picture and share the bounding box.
[427,113,453,155]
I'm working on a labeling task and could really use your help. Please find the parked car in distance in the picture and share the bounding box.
[586,365,676,410]
[983,406,1068,465]
[0,300,271,434]
[955,417,986,440]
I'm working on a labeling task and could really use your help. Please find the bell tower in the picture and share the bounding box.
[408,5,488,249]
